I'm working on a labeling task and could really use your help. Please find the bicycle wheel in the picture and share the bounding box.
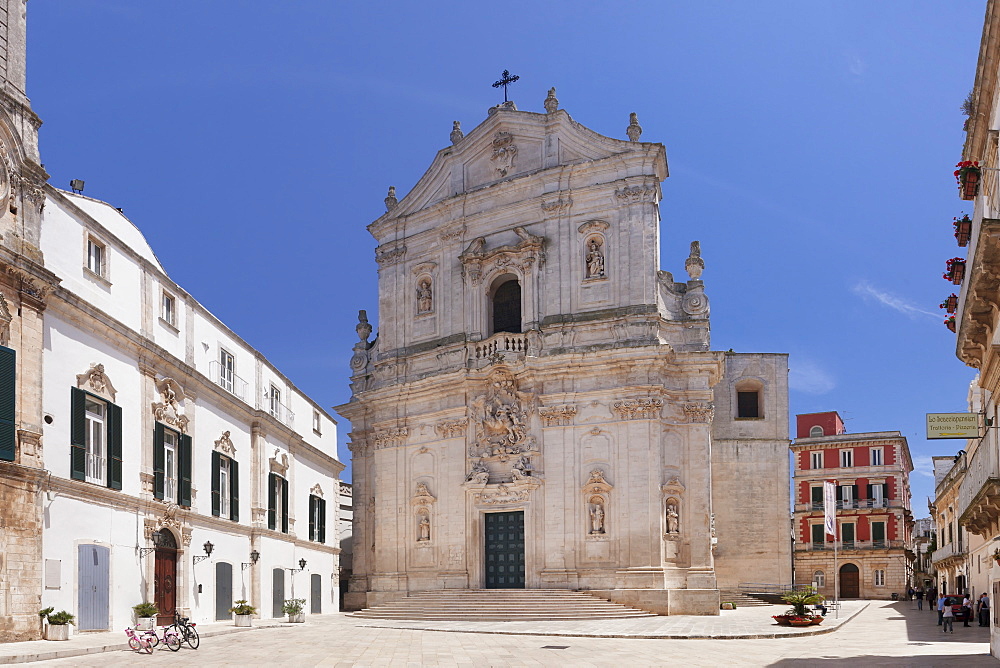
[165,632,182,652]
[128,637,141,652]
[144,631,159,648]
[183,625,199,649]
[141,640,153,655]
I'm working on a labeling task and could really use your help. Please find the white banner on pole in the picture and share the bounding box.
[823,481,836,536]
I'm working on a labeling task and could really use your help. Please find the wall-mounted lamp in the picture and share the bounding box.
[138,530,167,558]
[69,179,84,194]
[193,541,214,564]
[242,549,260,571]
[298,558,307,572]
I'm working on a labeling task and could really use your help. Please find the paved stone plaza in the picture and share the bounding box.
[2,601,993,666]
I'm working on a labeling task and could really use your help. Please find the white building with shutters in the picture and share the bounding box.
[29,189,344,631]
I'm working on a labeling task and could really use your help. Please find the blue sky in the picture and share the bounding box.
[27,2,986,510]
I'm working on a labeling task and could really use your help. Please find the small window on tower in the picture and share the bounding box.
[810,425,824,437]
[736,391,760,418]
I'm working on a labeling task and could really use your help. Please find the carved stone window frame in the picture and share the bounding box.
[76,363,117,403]
[83,231,111,285]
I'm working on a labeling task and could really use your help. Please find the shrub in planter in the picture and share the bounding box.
[39,609,74,640]
[132,602,159,630]
[229,600,257,627]
[282,598,306,623]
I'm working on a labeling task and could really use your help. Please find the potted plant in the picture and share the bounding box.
[282,598,306,623]
[944,257,966,285]
[940,293,958,314]
[954,214,973,246]
[39,608,74,640]
[229,600,256,627]
[780,588,824,626]
[945,315,957,333]
[132,602,158,631]
[955,160,982,200]
[993,547,1000,567]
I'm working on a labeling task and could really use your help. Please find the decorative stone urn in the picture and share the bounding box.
[235,614,253,627]
[288,613,305,623]
[136,617,156,631]
[44,624,71,641]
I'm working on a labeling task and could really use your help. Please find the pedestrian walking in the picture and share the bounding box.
[916,588,924,611]
[938,594,948,626]
[907,586,914,601]
[943,604,955,633]
[963,595,972,627]
[979,592,990,627]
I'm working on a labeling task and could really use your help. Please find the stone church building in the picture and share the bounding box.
[338,93,790,615]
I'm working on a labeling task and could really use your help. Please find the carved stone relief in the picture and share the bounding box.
[450,120,464,144]
[0,292,10,346]
[577,220,610,236]
[469,367,536,458]
[152,377,188,432]
[310,483,324,498]
[474,483,530,505]
[213,431,235,456]
[269,450,289,476]
[683,402,714,423]
[375,244,406,266]
[435,419,467,439]
[541,197,571,214]
[614,184,657,204]
[539,404,576,427]
[491,131,518,177]
[612,397,663,420]
[459,227,545,285]
[584,236,606,279]
[374,427,408,450]
[76,363,117,402]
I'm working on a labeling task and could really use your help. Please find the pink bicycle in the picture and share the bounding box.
[124,627,153,654]
[141,624,182,652]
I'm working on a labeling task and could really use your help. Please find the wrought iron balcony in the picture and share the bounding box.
[209,360,249,402]
[266,395,296,428]
[930,542,968,565]
[796,539,905,552]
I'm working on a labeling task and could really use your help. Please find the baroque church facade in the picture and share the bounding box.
[0,2,343,641]
[339,92,791,615]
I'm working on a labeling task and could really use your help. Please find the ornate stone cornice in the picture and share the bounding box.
[614,184,657,205]
[214,431,235,456]
[374,427,408,449]
[459,228,545,285]
[411,482,436,506]
[541,197,572,214]
[683,402,714,423]
[473,482,531,505]
[435,419,467,439]
[375,244,407,266]
[612,397,663,420]
[582,469,613,495]
[577,219,610,235]
[539,404,577,427]
[310,483,324,498]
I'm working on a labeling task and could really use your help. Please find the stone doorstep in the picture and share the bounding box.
[0,618,296,665]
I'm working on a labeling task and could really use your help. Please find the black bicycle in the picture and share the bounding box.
[170,611,200,649]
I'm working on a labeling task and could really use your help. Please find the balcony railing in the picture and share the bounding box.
[802,499,896,511]
[85,453,106,485]
[930,542,968,564]
[209,360,249,402]
[470,332,529,361]
[797,539,905,552]
[266,396,296,428]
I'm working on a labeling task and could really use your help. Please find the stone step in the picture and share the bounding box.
[719,591,780,607]
[349,589,658,621]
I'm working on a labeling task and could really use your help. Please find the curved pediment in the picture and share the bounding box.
[369,107,668,240]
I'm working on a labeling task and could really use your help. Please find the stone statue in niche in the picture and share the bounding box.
[416,278,433,314]
[585,238,605,278]
[417,513,431,542]
[666,502,680,534]
[589,498,606,534]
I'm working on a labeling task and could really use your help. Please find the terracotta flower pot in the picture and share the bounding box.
[789,619,813,627]
[809,616,824,625]
[962,170,980,200]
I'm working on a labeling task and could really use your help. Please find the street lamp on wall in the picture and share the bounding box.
[138,530,167,558]
[298,558,307,572]
[242,549,260,571]
[193,541,214,565]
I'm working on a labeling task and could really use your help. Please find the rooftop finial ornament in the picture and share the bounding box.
[450,121,464,145]
[384,186,398,212]
[544,87,559,114]
[492,69,520,103]
[685,241,704,280]
[627,112,642,142]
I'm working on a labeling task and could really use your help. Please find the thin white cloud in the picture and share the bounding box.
[789,360,836,395]
[845,49,867,76]
[911,455,935,478]
[852,281,939,320]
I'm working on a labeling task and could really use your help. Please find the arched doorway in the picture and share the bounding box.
[490,278,521,334]
[153,529,178,624]
[839,563,860,598]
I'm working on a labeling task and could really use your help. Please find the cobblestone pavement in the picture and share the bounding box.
[20,601,997,667]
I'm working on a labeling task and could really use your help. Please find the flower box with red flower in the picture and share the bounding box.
[787,617,813,627]
[956,161,981,200]
[944,258,966,285]
[945,315,956,333]
[954,214,973,246]
[940,293,958,314]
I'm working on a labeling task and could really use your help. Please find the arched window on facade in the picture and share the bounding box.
[491,277,521,335]
[813,570,825,588]
[810,425,824,437]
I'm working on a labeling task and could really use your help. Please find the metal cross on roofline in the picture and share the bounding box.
[492,69,520,103]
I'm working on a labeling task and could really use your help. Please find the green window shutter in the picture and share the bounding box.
[211,451,221,517]
[178,433,192,507]
[70,387,87,480]
[230,458,239,523]
[267,473,276,530]
[810,486,822,504]
[0,345,15,462]
[153,423,165,499]
[308,495,316,541]
[106,402,122,490]
[318,498,326,544]
[866,484,872,500]
[281,477,289,534]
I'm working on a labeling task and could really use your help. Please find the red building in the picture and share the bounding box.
[791,412,914,599]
